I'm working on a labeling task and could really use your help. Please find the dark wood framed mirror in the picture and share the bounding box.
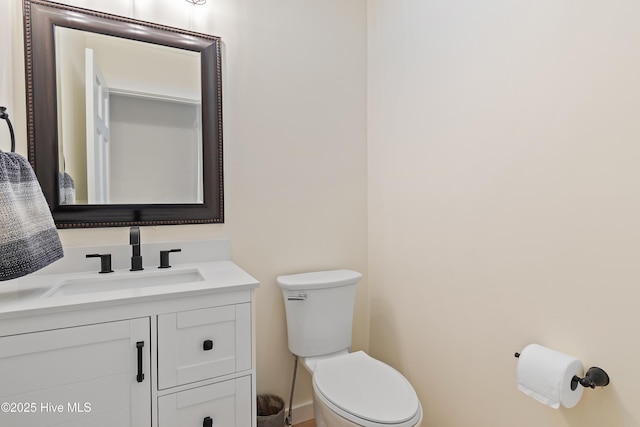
[23,0,224,228]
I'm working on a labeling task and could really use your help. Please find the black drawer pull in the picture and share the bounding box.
[136,341,145,383]
[203,416,213,427]
[203,339,214,351]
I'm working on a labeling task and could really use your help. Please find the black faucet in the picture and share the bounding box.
[130,226,144,271]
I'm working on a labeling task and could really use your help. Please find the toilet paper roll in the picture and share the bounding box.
[516,344,584,409]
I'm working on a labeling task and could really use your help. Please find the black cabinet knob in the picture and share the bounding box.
[203,416,213,427]
[203,339,214,351]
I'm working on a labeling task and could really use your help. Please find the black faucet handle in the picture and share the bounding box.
[86,253,114,274]
[159,249,182,269]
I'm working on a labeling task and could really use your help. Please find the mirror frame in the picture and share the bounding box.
[23,0,224,228]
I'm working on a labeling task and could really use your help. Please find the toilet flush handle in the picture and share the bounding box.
[288,292,307,301]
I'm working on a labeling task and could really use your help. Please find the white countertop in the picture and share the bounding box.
[0,239,258,318]
[0,261,258,318]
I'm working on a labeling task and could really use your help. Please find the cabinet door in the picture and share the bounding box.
[0,318,151,427]
[158,375,252,427]
[157,303,251,389]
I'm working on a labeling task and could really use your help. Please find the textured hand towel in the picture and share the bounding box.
[0,151,63,281]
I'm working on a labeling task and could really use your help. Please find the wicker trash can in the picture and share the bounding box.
[257,394,285,427]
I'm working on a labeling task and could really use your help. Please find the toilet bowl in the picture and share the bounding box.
[308,351,422,427]
[277,270,423,427]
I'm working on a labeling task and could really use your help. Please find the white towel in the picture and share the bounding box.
[0,151,63,280]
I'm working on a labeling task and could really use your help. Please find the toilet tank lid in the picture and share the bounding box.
[277,269,362,290]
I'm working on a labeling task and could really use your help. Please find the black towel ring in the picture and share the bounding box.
[0,106,16,153]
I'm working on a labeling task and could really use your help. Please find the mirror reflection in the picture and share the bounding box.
[55,27,203,205]
[24,0,224,228]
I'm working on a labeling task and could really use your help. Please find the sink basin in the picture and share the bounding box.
[0,287,50,303]
[44,268,204,297]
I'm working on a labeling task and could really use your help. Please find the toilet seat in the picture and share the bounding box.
[312,351,422,427]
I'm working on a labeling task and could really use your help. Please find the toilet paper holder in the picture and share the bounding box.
[514,352,610,390]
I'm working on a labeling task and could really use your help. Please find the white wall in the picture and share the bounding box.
[108,95,201,204]
[7,0,367,418]
[368,0,640,426]
[0,0,18,152]
[56,26,92,201]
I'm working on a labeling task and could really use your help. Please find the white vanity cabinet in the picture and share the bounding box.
[0,318,151,427]
[157,304,252,389]
[158,376,252,426]
[156,302,254,427]
[0,256,258,427]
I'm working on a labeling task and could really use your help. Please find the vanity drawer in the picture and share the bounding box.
[158,376,252,427]
[157,303,251,389]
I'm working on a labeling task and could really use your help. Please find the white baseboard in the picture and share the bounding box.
[288,400,314,424]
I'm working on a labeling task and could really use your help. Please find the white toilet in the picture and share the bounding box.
[277,270,423,427]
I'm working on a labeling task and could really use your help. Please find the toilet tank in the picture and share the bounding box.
[277,270,362,357]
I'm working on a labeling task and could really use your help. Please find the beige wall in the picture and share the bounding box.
[5,0,368,414]
[368,0,640,426]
